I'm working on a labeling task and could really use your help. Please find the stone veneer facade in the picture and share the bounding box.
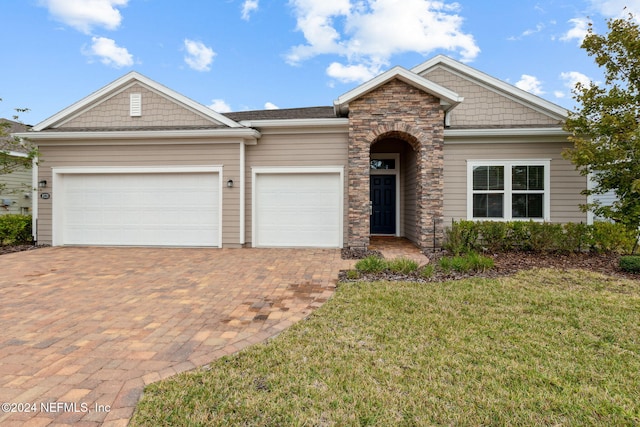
[348,78,445,250]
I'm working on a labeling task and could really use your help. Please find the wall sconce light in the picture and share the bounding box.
[38,180,47,188]
[227,179,234,188]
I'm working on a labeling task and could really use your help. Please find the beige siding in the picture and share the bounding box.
[0,165,32,215]
[60,84,218,129]
[422,67,562,127]
[245,130,349,246]
[443,141,587,225]
[402,148,417,243]
[36,142,240,246]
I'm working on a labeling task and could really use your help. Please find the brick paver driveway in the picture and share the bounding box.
[0,247,351,426]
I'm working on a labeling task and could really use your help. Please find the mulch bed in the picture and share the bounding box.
[0,244,44,256]
[340,249,639,283]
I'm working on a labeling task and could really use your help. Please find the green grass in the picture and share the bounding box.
[439,251,494,273]
[131,269,640,426]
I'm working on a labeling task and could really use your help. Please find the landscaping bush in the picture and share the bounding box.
[387,257,419,274]
[443,220,481,255]
[420,264,435,278]
[355,255,387,273]
[444,220,636,255]
[438,251,494,274]
[0,214,32,245]
[590,222,636,254]
[562,222,591,253]
[619,255,640,273]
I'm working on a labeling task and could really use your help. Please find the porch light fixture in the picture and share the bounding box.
[227,179,234,188]
[38,180,47,188]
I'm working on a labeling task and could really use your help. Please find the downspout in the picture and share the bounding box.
[240,141,245,245]
[32,157,38,242]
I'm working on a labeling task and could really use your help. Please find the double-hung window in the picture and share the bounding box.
[467,160,550,221]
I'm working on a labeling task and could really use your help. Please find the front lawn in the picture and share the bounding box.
[131,269,640,426]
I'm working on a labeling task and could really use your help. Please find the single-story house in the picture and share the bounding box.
[15,55,587,249]
[1,119,33,216]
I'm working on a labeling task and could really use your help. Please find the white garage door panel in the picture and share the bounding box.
[61,173,219,246]
[255,173,341,247]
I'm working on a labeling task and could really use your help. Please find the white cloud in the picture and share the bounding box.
[209,99,232,113]
[560,71,592,90]
[554,91,566,98]
[326,62,381,83]
[286,0,479,84]
[84,36,133,68]
[589,0,640,20]
[42,0,128,34]
[515,74,544,95]
[241,0,259,20]
[560,17,590,43]
[184,39,216,72]
[264,102,279,110]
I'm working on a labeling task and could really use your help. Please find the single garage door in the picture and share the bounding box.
[254,171,342,247]
[59,172,220,246]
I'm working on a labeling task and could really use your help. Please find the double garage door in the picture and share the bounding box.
[54,168,343,248]
[56,169,220,247]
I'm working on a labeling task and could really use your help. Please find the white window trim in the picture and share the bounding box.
[466,160,551,221]
[370,153,401,236]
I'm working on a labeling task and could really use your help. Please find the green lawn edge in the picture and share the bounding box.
[131,269,640,426]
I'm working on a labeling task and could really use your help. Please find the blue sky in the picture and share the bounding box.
[1,0,638,125]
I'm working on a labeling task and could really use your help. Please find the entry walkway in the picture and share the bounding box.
[369,236,430,266]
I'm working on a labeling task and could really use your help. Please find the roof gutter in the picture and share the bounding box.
[13,128,262,141]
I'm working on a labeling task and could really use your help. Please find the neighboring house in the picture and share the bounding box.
[15,55,587,249]
[0,119,33,216]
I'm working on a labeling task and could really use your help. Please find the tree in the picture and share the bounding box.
[563,13,640,245]
[0,99,37,193]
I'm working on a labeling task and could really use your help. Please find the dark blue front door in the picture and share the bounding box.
[370,175,396,234]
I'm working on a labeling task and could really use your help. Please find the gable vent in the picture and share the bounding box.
[130,93,142,117]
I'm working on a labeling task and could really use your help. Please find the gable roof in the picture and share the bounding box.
[412,55,568,120]
[32,71,243,131]
[224,106,337,122]
[333,66,464,116]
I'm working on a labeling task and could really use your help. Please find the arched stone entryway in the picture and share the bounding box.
[346,78,445,250]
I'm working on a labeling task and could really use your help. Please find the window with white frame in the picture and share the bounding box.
[467,160,550,221]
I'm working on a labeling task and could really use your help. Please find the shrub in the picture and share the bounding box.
[466,251,495,272]
[444,220,636,255]
[443,220,480,255]
[478,221,508,252]
[528,222,565,252]
[439,251,494,274]
[387,257,419,274]
[420,264,435,278]
[345,270,360,280]
[562,222,591,253]
[355,255,387,274]
[507,221,532,251]
[0,214,32,245]
[590,222,636,254]
[619,255,640,273]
